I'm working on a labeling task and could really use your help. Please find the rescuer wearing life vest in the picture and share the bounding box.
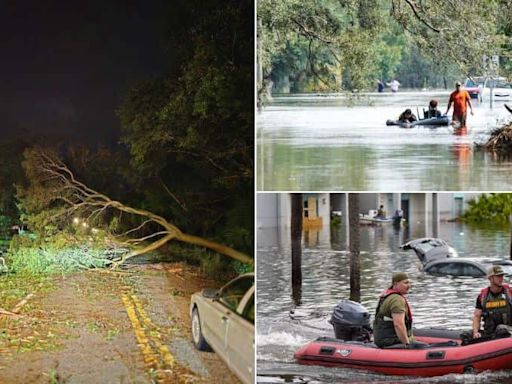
[470,265,512,340]
[373,272,426,348]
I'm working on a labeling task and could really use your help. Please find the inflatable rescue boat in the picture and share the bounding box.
[295,335,512,376]
[386,115,451,128]
[294,299,512,376]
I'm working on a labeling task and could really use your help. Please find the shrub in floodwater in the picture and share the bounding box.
[461,193,512,226]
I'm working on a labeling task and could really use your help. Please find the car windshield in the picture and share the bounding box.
[219,276,254,312]
[426,261,483,277]
[465,77,485,87]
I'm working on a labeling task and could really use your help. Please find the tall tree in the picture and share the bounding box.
[118,0,253,255]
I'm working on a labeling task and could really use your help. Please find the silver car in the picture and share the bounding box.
[190,272,254,384]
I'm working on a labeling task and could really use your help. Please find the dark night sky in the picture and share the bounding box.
[0,1,170,144]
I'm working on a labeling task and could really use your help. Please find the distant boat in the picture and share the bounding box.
[359,214,393,224]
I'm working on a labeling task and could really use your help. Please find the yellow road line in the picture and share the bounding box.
[122,293,199,383]
[121,295,160,369]
[130,294,175,368]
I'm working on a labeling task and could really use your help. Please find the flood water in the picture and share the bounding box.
[256,221,512,383]
[257,91,512,191]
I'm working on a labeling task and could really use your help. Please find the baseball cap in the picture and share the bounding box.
[455,81,461,86]
[392,272,409,285]
[487,265,505,277]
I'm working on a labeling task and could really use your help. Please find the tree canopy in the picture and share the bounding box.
[258,0,511,93]
[118,0,253,255]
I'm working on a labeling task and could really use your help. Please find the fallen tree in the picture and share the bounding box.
[17,147,253,267]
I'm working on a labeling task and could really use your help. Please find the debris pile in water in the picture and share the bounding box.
[479,122,512,153]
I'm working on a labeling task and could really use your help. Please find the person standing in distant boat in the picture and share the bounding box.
[387,79,400,93]
[445,81,473,126]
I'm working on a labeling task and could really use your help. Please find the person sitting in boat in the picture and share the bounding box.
[462,266,512,343]
[374,205,386,219]
[373,272,427,348]
[425,99,442,118]
[398,109,417,123]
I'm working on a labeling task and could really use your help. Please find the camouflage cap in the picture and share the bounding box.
[487,265,505,277]
[392,272,409,285]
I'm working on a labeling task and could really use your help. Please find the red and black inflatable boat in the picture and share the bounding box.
[294,334,512,376]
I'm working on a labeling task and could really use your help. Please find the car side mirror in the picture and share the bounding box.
[201,288,219,299]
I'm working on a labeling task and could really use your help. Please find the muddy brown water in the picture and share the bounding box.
[257,91,512,191]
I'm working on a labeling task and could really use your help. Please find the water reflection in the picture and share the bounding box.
[257,222,512,383]
[257,92,512,191]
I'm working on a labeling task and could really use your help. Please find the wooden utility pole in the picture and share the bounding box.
[291,193,303,304]
[349,193,361,302]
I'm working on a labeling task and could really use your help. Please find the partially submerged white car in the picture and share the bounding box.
[190,272,254,384]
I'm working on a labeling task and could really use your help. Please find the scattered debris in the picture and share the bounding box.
[12,293,34,314]
[477,122,512,154]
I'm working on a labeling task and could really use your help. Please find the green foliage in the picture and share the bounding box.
[462,194,512,226]
[117,0,253,256]
[259,0,387,91]
[6,243,111,275]
[331,216,341,227]
[6,230,113,274]
[259,0,509,92]
[0,138,29,226]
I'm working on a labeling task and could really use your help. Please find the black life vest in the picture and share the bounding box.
[479,284,512,334]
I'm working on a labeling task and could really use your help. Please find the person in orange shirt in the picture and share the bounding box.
[445,81,474,126]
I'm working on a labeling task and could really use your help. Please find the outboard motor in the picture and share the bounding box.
[392,209,403,227]
[329,299,372,342]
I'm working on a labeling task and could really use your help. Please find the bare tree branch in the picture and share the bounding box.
[291,17,336,44]
[402,0,441,33]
